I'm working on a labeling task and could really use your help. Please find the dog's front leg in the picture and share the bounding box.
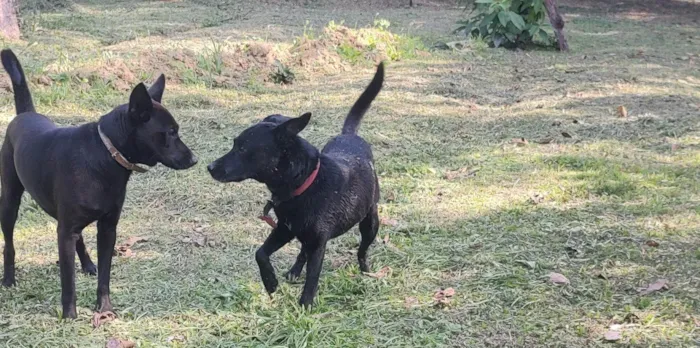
[256,226,294,295]
[299,241,327,307]
[95,212,119,313]
[57,223,80,319]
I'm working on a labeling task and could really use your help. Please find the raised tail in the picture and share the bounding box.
[341,61,384,135]
[1,49,35,115]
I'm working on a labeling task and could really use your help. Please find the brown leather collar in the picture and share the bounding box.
[97,125,149,173]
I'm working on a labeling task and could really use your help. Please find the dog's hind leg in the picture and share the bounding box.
[76,235,97,275]
[284,244,308,282]
[357,204,379,273]
[1,146,24,287]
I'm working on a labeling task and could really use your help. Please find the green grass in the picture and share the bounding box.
[1,0,699,347]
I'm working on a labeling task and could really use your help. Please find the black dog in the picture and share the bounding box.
[208,62,384,306]
[0,49,197,319]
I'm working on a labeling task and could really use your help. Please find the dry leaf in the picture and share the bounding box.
[404,296,419,309]
[617,105,628,118]
[380,217,398,227]
[115,236,148,257]
[106,338,135,348]
[92,311,116,328]
[364,266,392,279]
[549,272,570,285]
[604,330,621,341]
[645,240,659,247]
[534,138,553,144]
[511,138,528,147]
[444,167,479,180]
[551,120,562,126]
[433,287,456,307]
[123,236,148,248]
[638,279,669,295]
[561,132,573,138]
[167,335,185,343]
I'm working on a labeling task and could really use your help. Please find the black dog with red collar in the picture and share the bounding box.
[208,63,385,307]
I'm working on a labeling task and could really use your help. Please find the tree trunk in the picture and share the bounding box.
[544,0,568,51]
[0,0,19,40]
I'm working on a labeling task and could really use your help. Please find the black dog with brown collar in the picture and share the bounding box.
[0,49,197,319]
[208,63,384,306]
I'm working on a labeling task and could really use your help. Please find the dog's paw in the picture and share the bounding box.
[298,297,314,309]
[82,263,97,276]
[284,270,302,283]
[263,278,279,295]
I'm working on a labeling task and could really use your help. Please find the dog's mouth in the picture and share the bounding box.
[162,153,198,170]
[207,162,246,183]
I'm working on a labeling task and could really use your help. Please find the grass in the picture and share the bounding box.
[1,0,699,346]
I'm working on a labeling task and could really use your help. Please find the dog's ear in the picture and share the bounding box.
[275,112,311,138]
[148,74,166,103]
[128,83,153,123]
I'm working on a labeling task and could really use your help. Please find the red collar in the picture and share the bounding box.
[292,159,320,197]
[259,159,320,229]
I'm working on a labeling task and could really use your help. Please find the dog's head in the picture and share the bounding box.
[207,112,311,183]
[125,75,197,170]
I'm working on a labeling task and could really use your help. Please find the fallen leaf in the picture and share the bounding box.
[106,338,135,348]
[549,272,570,285]
[444,167,479,180]
[561,132,573,138]
[572,119,580,124]
[115,236,148,257]
[167,335,185,343]
[617,105,628,118]
[123,236,148,248]
[534,138,553,144]
[511,138,528,147]
[551,120,562,126]
[380,217,398,227]
[645,240,659,248]
[404,296,419,308]
[638,279,669,295]
[604,330,621,341]
[433,287,456,307]
[382,234,390,244]
[93,311,116,328]
[364,266,392,279]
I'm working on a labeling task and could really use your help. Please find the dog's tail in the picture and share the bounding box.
[341,62,384,135]
[1,49,35,115]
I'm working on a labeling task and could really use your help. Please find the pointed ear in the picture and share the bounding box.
[275,112,311,138]
[147,74,166,103]
[128,83,153,123]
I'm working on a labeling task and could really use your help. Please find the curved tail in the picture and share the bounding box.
[1,49,35,115]
[342,62,384,135]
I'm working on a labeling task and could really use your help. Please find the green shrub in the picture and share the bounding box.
[456,0,554,48]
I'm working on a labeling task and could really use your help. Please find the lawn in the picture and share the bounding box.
[0,0,698,347]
